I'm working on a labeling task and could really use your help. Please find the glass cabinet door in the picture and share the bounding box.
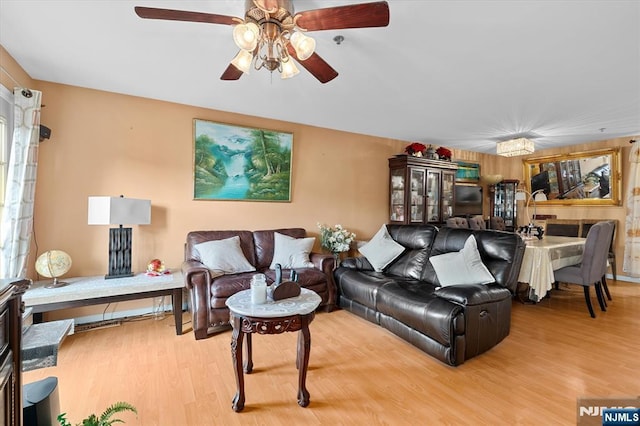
[426,170,441,223]
[441,171,454,221]
[410,168,425,223]
[390,168,405,222]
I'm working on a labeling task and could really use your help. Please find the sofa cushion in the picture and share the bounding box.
[358,224,405,272]
[269,232,315,269]
[385,225,438,279]
[186,230,256,266]
[253,228,307,270]
[194,236,256,275]
[376,281,464,346]
[429,235,495,286]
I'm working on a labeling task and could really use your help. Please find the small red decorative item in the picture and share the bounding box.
[146,258,169,276]
[405,142,427,156]
[436,146,452,160]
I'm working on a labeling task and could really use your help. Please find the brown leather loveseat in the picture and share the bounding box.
[182,228,337,339]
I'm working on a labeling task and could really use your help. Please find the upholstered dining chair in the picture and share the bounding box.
[445,217,469,228]
[544,219,581,237]
[553,221,614,318]
[490,216,506,231]
[468,215,486,230]
[581,219,617,290]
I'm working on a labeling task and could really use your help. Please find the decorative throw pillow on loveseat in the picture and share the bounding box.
[194,236,256,275]
[358,224,405,272]
[269,232,315,269]
[429,235,494,286]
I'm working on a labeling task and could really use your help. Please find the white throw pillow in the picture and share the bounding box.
[269,232,315,269]
[194,236,256,275]
[358,224,405,272]
[429,235,494,287]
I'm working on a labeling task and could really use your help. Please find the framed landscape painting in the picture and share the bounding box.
[193,119,293,201]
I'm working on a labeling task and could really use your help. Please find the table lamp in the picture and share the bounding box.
[88,196,151,279]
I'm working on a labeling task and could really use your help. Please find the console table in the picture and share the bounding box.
[23,271,185,335]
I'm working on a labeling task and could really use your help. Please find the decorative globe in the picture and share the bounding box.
[35,250,72,288]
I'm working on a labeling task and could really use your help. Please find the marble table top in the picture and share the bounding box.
[24,271,183,306]
[226,287,321,318]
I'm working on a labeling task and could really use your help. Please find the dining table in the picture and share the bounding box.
[517,235,587,302]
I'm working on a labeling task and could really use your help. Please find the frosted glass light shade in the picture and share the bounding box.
[231,50,254,73]
[496,138,535,157]
[88,196,151,225]
[290,31,316,61]
[233,22,259,51]
[515,191,527,201]
[280,60,300,79]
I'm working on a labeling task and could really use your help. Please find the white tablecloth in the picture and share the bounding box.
[517,236,586,301]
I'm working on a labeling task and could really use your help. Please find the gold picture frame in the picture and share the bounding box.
[193,119,293,202]
[522,147,621,206]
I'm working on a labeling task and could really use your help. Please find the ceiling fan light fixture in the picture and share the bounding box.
[233,22,260,51]
[280,59,300,79]
[496,138,535,157]
[290,31,316,61]
[231,49,254,74]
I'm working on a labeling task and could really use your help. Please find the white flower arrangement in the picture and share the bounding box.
[317,223,356,254]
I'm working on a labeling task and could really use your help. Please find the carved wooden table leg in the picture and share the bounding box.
[244,332,253,374]
[230,314,245,412]
[297,315,312,407]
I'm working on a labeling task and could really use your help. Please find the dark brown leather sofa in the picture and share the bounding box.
[334,225,525,366]
[182,228,337,339]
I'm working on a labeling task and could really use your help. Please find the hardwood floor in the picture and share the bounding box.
[23,281,640,425]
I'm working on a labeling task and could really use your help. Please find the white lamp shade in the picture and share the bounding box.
[290,31,316,61]
[88,196,151,225]
[232,22,259,51]
[280,60,300,79]
[230,50,253,74]
[515,191,527,201]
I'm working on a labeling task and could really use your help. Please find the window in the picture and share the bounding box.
[0,84,13,221]
[0,115,6,210]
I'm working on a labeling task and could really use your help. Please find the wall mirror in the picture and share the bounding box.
[523,147,621,206]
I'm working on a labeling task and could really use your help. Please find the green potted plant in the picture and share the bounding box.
[57,402,137,426]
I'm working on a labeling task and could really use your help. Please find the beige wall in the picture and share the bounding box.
[31,81,408,277]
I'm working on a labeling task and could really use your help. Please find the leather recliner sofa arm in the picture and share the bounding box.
[309,252,335,273]
[338,256,374,271]
[182,260,212,340]
[182,260,210,290]
[434,283,512,307]
[310,252,339,311]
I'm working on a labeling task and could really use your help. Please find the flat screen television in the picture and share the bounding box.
[454,185,483,216]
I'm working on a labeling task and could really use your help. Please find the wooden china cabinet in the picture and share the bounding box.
[389,156,457,225]
[489,179,519,231]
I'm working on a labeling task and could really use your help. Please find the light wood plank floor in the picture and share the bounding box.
[24,281,640,425]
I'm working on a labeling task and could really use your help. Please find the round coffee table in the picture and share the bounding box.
[225,287,322,412]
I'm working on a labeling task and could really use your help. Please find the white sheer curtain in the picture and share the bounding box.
[0,88,41,279]
[623,142,640,277]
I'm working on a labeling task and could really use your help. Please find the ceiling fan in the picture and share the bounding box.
[134,0,390,83]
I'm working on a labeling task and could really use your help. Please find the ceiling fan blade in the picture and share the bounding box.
[295,1,390,32]
[134,6,237,25]
[220,64,244,81]
[287,45,338,84]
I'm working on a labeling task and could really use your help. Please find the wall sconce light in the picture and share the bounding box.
[88,196,151,279]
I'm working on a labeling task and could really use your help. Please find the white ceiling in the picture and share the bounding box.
[1,0,639,154]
